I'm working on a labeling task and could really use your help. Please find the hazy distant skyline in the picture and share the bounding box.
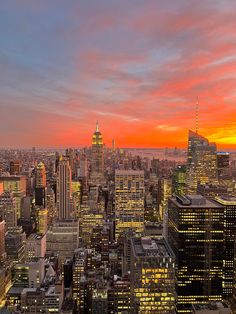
[1,0,236,148]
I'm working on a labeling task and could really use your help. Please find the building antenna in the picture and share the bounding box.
[196,96,199,134]
[96,120,99,132]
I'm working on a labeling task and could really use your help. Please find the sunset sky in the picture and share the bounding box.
[0,0,236,149]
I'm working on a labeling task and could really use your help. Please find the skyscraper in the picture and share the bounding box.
[35,161,46,207]
[56,157,72,221]
[216,152,230,177]
[130,237,176,313]
[91,121,104,175]
[0,218,6,264]
[215,195,236,298]
[173,165,187,196]
[115,170,144,239]
[168,195,224,313]
[187,130,218,193]
[0,191,17,231]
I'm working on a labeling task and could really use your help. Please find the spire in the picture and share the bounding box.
[196,96,199,134]
[96,120,99,132]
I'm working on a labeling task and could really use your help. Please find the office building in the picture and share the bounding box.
[168,195,224,313]
[215,195,236,297]
[130,237,176,313]
[0,267,6,304]
[187,130,218,193]
[108,276,131,313]
[173,165,187,196]
[35,162,46,207]
[0,219,6,263]
[217,152,230,177]
[92,288,108,314]
[35,207,48,235]
[71,181,81,218]
[5,229,26,263]
[72,249,87,310]
[0,175,26,219]
[25,233,46,262]
[115,170,145,239]
[0,191,17,231]
[80,212,104,245]
[21,288,45,313]
[57,157,73,221]
[13,259,45,288]
[46,221,79,264]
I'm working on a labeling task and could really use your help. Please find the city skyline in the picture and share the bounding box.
[1,1,236,149]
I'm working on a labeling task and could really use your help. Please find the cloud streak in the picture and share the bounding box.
[0,0,236,148]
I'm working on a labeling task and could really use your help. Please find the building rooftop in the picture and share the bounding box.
[171,195,223,208]
[131,237,175,259]
[115,170,144,175]
[7,286,25,295]
[193,301,231,311]
[215,195,236,205]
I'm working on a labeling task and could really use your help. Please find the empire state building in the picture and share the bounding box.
[91,121,104,176]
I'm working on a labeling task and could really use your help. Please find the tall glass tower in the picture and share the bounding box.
[187,130,218,193]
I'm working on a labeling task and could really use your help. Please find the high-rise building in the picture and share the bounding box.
[25,233,46,262]
[13,259,45,288]
[215,195,236,298]
[46,221,79,264]
[168,195,224,313]
[71,181,81,219]
[10,160,21,175]
[216,152,233,193]
[0,191,17,231]
[56,157,72,221]
[0,218,6,263]
[187,130,218,193]
[91,122,104,175]
[79,153,88,180]
[80,212,104,245]
[66,148,75,173]
[63,258,73,289]
[173,165,187,196]
[92,289,108,314]
[35,207,48,235]
[216,152,230,177]
[0,267,6,305]
[130,237,176,313]
[46,187,56,225]
[157,177,172,221]
[35,162,46,207]
[233,241,236,309]
[108,276,131,313]
[72,248,87,309]
[5,230,26,263]
[0,175,26,219]
[115,170,145,239]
